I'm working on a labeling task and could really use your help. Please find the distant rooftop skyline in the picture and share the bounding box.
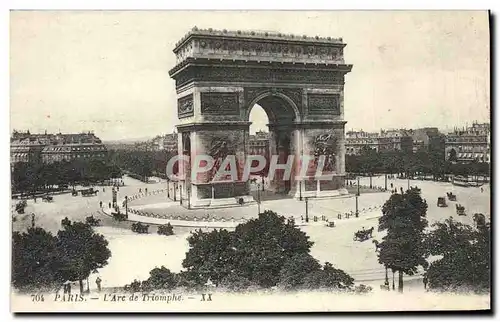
[10,11,490,141]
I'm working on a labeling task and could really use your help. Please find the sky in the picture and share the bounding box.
[10,11,490,141]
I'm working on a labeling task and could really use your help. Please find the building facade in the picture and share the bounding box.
[445,122,490,163]
[10,131,108,165]
[345,129,414,155]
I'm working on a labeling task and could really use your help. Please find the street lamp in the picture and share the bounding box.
[187,187,191,209]
[125,196,128,218]
[355,177,360,218]
[299,180,303,201]
[257,183,261,215]
[305,197,309,223]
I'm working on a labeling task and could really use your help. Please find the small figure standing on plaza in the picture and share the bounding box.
[139,188,142,193]
[99,201,103,208]
[108,202,111,209]
[145,188,148,194]
[423,274,428,290]
[31,213,35,228]
[95,277,102,292]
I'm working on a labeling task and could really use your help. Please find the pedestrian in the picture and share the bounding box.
[145,188,148,194]
[99,201,103,208]
[390,183,393,188]
[423,275,428,290]
[139,188,142,193]
[96,277,102,292]
[481,187,484,193]
[108,202,111,209]
[31,213,35,228]
[103,188,105,193]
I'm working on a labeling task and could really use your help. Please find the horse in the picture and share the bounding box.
[372,239,380,252]
[366,227,374,238]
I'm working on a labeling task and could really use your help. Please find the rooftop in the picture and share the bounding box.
[174,27,344,52]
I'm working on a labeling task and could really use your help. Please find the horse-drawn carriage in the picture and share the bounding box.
[85,215,101,227]
[131,222,149,234]
[456,204,466,216]
[81,188,98,197]
[42,195,53,202]
[437,197,447,207]
[15,200,27,214]
[326,221,335,228]
[71,189,79,196]
[112,210,127,221]
[157,223,174,236]
[446,192,457,201]
[353,227,374,242]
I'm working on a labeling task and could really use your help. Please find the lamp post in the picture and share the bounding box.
[355,177,360,218]
[187,187,191,209]
[125,196,128,218]
[257,183,261,215]
[305,197,309,223]
[299,180,303,201]
[166,178,170,199]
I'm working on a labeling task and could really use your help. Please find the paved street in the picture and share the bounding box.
[11,174,490,291]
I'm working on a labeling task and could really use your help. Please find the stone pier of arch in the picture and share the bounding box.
[168,27,352,209]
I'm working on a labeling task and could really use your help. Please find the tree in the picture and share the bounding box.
[232,211,314,288]
[182,228,236,286]
[424,217,490,292]
[141,266,177,291]
[302,262,355,290]
[278,253,321,289]
[181,211,317,289]
[56,219,111,293]
[12,227,64,291]
[377,187,428,292]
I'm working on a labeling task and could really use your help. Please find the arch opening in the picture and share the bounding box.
[248,94,299,196]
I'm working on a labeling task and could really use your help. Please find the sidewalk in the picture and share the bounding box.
[99,206,244,228]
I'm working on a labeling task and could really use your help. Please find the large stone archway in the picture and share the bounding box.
[169,28,353,208]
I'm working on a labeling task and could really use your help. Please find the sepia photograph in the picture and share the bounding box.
[8,10,491,312]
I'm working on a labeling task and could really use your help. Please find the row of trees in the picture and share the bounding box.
[11,159,122,194]
[127,211,356,292]
[346,147,490,180]
[108,149,177,182]
[12,218,111,293]
[377,188,490,293]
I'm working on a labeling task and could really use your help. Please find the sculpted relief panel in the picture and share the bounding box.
[178,94,194,118]
[308,94,340,115]
[200,92,240,115]
[313,133,338,173]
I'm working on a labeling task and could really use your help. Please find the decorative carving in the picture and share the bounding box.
[308,94,340,115]
[177,94,194,118]
[313,133,337,172]
[209,137,235,179]
[201,92,240,115]
[245,87,302,114]
[174,66,344,89]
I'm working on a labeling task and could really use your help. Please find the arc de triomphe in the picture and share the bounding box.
[169,27,352,208]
